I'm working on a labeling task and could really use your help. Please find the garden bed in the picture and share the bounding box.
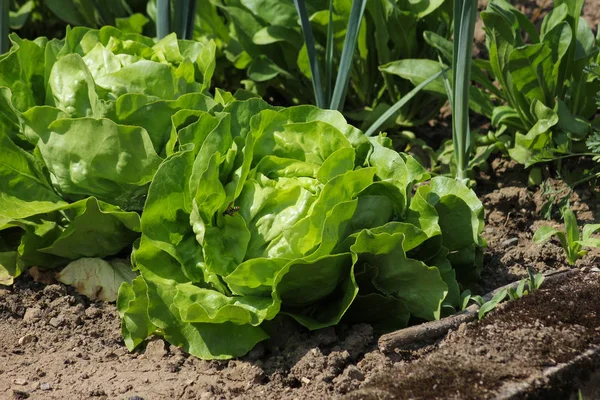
[1,160,599,400]
[2,0,600,398]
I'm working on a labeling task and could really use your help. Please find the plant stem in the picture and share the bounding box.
[0,0,9,54]
[329,0,367,111]
[157,0,171,39]
[324,0,334,105]
[452,0,478,181]
[293,0,326,108]
[185,0,197,40]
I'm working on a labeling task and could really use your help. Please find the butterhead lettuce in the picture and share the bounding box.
[0,26,217,284]
[117,99,485,359]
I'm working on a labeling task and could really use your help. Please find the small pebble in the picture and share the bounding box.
[18,334,37,346]
[500,238,519,248]
[13,378,28,386]
[40,383,52,390]
[301,377,311,385]
[49,317,63,328]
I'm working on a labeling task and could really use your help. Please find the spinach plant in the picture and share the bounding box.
[479,0,599,166]
[533,207,600,265]
[5,0,151,42]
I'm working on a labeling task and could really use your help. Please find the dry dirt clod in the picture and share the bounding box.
[48,316,64,328]
[85,306,103,319]
[344,365,365,381]
[12,378,28,386]
[144,338,168,358]
[22,308,42,323]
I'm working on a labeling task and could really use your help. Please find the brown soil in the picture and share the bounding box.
[345,271,600,400]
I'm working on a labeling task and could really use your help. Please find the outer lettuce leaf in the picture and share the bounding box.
[131,237,269,359]
[427,176,486,283]
[0,130,65,229]
[0,251,20,286]
[2,197,140,272]
[23,116,163,211]
[56,257,137,302]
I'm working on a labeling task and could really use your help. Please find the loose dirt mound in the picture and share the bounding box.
[345,271,600,400]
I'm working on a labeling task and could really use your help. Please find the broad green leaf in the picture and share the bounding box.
[38,197,140,260]
[30,117,163,211]
[115,13,149,35]
[508,43,554,104]
[0,130,65,228]
[478,289,507,319]
[0,36,45,110]
[46,0,98,26]
[173,283,277,325]
[275,253,358,329]
[240,0,298,26]
[532,225,561,244]
[380,59,493,117]
[252,26,303,47]
[351,229,447,320]
[132,239,269,359]
[47,53,103,117]
[562,208,580,248]
[510,101,558,165]
[248,55,290,82]
[9,1,35,29]
[540,3,568,37]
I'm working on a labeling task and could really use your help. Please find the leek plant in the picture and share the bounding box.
[1,0,8,54]
[451,0,478,182]
[293,0,367,111]
[156,0,196,40]
[295,0,444,130]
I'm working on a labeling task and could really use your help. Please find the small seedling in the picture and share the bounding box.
[533,207,600,265]
[468,268,545,319]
